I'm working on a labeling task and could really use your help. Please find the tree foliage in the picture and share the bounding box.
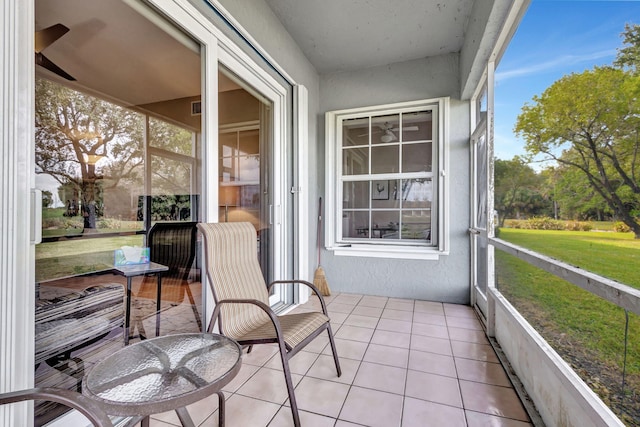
[614,23,640,72]
[35,77,145,229]
[547,164,612,221]
[494,156,550,225]
[515,39,640,237]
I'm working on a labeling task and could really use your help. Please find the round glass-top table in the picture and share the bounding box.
[83,333,242,427]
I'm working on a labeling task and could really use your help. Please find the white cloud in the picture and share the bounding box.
[496,49,616,82]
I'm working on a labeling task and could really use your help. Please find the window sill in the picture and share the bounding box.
[327,244,445,260]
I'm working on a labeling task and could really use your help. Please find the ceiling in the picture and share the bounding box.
[263,0,475,74]
[35,0,475,106]
[35,0,203,107]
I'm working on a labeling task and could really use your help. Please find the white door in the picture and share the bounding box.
[470,120,490,319]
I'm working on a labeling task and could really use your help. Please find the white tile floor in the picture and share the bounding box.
[145,293,533,427]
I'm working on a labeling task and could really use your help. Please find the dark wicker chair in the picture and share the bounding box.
[131,222,202,338]
[197,221,341,427]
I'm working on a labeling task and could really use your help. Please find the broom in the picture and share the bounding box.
[313,197,331,296]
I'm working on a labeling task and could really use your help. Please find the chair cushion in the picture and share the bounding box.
[235,312,329,349]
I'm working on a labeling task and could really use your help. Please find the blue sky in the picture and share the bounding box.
[494,0,640,161]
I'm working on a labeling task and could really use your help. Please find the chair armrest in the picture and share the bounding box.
[0,387,113,427]
[208,298,282,334]
[268,280,329,316]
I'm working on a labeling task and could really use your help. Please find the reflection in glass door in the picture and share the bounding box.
[218,68,274,287]
[33,1,202,424]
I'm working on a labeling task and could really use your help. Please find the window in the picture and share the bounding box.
[325,98,449,259]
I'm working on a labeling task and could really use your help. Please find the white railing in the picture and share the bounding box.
[487,237,638,427]
[489,237,640,315]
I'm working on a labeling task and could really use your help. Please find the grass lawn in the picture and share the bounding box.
[497,228,640,288]
[36,235,143,281]
[496,227,640,423]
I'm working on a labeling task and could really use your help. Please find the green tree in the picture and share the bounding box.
[614,24,640,72]
[35,77,144,230]
[515,65,640,237]
[494,156,549,225]
[549,164,612,221]
[41,190,53,209]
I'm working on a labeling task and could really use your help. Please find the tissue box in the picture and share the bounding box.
[114,246,150,266]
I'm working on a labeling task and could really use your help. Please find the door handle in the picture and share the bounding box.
[31,189,42,244]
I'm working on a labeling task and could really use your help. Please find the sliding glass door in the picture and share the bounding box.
[33,0,203,424]
[218,67,274,285]
[31,0,295,424]
[218,66,293,305]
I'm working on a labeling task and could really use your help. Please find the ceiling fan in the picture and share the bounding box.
[35,23,76,81]
[359,122,419,142]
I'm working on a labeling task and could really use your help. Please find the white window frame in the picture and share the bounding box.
[325,98,450,260]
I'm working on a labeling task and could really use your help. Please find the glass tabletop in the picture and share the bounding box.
[83,333,242,416]
[113,262,169,277]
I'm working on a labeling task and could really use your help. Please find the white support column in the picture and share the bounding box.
[1,0,36,425]
[294,85,310,302]
[486,60,496,337]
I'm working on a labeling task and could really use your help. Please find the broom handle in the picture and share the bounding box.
[317,197,322,266]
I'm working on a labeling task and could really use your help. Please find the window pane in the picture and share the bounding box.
[343,117,369,147]
[476,84,488,125]
[239,129,259,154]
[343,147,369,175]
[343,181,369,209]
[238,156,260,183]
[402,143,432,173]
[401,210,431,240]
[150,155,192,195]
[372,211,400,238]
[149,117,194,156]
[371,179,390,202]
[343,210,369,238]
[402,179,432,207]
[220,156,235,182]
[220,133,236,157]
[372,114,399,145]
[402,110,432,142]
[371,145,399,174]
[372,180,401,209]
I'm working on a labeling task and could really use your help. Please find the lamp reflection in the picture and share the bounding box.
[220,185,240,222]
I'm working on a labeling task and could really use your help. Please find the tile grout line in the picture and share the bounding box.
[444,303,470,427]
[332,293,371,426]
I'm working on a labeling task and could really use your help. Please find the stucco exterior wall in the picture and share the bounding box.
[318,55,471,303]
[190,2,471,302]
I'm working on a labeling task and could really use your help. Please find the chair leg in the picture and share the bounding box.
[130,316,147,341]
[326,323,342,377]
[277,340,301,427]
[184,284,203,331]
[216,391,225,427]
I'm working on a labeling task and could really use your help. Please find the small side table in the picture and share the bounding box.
[83,333,242,427]
[113,262,169,345]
